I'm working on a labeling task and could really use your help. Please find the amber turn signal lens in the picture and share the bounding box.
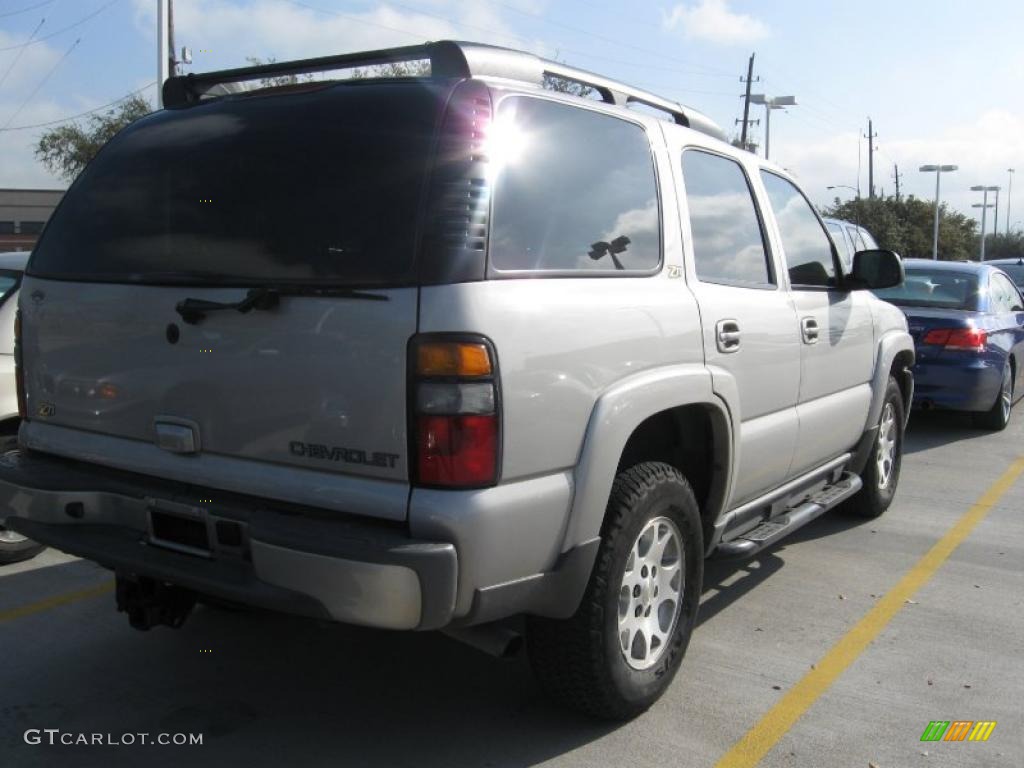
[416,342,491,377]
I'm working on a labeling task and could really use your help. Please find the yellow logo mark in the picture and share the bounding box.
[968,721,997,742]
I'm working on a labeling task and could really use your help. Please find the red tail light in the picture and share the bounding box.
[14,309,26,419]
[923,327,987,352]
[411,337,499,488]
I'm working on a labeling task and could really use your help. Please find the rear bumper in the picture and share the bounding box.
[0,449,456,630]
[912,357,1002,412]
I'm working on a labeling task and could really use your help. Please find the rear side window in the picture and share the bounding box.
[760,171,838,287]
[489,97,660,273]
[846,225,866,252]
[30,83,445,287]
[682,149,772,287]
[826,222,853,270]
[858,228,878,249]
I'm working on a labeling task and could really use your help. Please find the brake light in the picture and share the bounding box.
[923,327,987,351]
[411,337,499,488]
[14,309,26,419]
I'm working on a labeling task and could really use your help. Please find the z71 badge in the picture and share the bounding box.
[36,402,55,418]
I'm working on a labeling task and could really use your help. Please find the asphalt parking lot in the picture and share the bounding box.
[2,410,1022,768]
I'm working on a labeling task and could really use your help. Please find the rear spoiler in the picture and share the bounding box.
[162,40,726,142]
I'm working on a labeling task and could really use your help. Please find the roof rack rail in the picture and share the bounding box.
[162,40,726,142]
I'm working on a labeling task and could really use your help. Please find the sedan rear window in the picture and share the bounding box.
[29,83,444,287]
[873,268,981,310]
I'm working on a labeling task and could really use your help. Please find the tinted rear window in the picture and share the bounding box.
[873,267,981,310]
[489,97,660,273]
[29,83,444,286]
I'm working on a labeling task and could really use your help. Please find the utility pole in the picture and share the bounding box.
[157,0,169,107]
[168,0,177,76]
[864,118,878,199]
[893,163,901,201]
[736,53,758,151]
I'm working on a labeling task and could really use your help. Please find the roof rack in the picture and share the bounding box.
[162,40,726,142]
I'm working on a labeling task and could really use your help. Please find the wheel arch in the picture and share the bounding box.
[561,365,734,556]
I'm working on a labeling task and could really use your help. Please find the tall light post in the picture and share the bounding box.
[919,164,958,260]
[993,187,1001,237]
[1008,169,1015,236]
[750,94,796,161]
[827,184,859,198]
[971,185,999,261]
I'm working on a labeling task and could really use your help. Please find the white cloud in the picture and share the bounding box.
[773,109,1024,228]
[131,0,544,69]
[0,29,62,96]
[0,31,70,188]
[663,0,769,45]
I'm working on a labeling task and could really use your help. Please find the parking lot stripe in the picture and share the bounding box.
[0,580,113,624]
[714,456,1024,768]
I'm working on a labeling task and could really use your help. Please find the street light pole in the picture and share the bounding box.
[1008,169,1015,236]
[750,94,796,161]
[971,185,1001,261]
[920,164,958,260]
[993,187,1000,238]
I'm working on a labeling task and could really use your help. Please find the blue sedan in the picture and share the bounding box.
[873,259,1024,430]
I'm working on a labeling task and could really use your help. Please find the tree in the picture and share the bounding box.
[35,95,152,183]
[981,232,1024,260]
[823,195,978,261]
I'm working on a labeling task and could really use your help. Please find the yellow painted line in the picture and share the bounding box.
[715,457,1024,768]
[0,580,113,624]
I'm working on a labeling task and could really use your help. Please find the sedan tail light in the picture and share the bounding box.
[922,328,987,352]
[410,337,499,488]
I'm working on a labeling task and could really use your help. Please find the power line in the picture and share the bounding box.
[0,81,154,132]
[2,36,79,130]
[0,15,45,89]
[0,0,122,53]
[0,0,53,20]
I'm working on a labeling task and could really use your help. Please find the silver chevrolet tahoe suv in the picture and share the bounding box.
[0,41,913,719]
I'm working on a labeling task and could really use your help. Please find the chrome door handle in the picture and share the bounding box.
[716,319,741,353]
[801,316,819,344]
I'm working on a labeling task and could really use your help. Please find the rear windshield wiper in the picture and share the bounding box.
[175,285,388,325]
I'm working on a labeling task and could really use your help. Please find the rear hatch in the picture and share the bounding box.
[20,81,450,517]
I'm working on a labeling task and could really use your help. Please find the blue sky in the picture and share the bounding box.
[2,0,1023,227]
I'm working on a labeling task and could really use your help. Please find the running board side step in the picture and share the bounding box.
[712,473,863,560]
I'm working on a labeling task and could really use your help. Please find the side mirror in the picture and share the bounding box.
[848,249,904,290]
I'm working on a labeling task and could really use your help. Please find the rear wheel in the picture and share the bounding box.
[845,376,904,519]
[527,462,703,720]
[0,435,46,565]
[974,362,1013,431]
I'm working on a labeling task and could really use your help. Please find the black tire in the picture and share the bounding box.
[0,433,46,565]
[527,462,703,720]
[973,361,1013,431]
[845,376,904,519]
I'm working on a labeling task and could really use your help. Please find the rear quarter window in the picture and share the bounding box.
[488,96,661,274]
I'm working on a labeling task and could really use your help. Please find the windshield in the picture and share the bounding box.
[873,267,981,310]
[29,82,444,287]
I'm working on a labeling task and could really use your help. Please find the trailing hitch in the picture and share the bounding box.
[115,574,196,631]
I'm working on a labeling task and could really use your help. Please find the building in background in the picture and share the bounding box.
[0,189,65,253]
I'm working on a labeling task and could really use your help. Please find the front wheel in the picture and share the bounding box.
[844,375,904,519]
[527,462,703,720]
[973,362,1013,431]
